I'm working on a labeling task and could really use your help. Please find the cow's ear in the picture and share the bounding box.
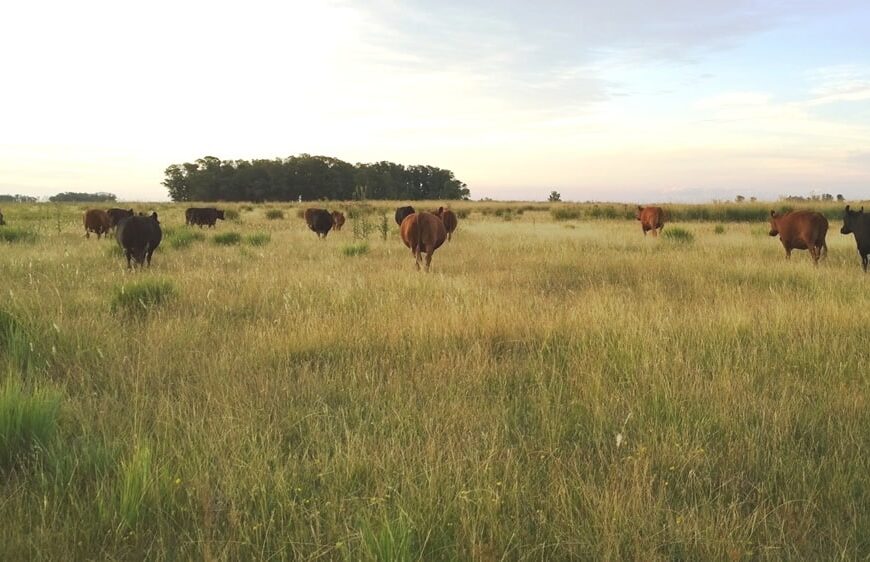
[637,205,643,211]
[845,205,851,212]
[770,210,776,217]
[151,212,159,220]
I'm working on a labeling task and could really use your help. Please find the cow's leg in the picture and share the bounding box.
[85,230,90,239]
[862,251,868,272]
[424,246,434,272]
[413,247,422,271]
[125,251,132,269]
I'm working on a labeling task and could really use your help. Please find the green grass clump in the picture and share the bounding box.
[663,226,695,243]
[118,444,158,528]
[550,206,583,221]
[167,229,205,249]
[342,241,370,257]
[223,209,240,221]
[265,209,284,220]
[0,227,38,243]
[0,378,61,469]
[111,279,176,312]
[213,232,242,246]
[246,232,271,246]
[714,224,726,234]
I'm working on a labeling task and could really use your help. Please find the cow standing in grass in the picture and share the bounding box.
[395,206,415,226]
[83,209,111,239]
[0,209,5,226]
[400,212,447,272]
[186,208,225,228]
[304,208,334,239]
[768,210,828,264]
[331,211,346,231]
[841,205,869,272]
[434,207,458,241]
[636,206,665,236]
[116,213,163,268]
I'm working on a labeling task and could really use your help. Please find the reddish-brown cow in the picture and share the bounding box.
[331,211,346,231]
[83,209,111,239]
[434,207,458,241]
[768,210,828,264]
[636,206,665,236]
[400,212,447,272]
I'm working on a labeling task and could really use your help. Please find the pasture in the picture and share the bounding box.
[0,201,868,560]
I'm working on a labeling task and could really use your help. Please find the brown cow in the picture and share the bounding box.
[331,211,346,231]
[434,207,458,241]
[83,209,111,239]
[636,206,665,236]
[400,212,447,272]
[768,210,828,264]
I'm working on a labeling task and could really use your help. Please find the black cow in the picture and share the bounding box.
[395,206,415,226]
[107,208,134,230]
[116,213,163,268]
[186,207,225,228]
[304,208,333,238]
[841,205,870,272]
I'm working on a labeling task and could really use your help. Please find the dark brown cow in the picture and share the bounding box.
[395,206,415,226]
[400,212,447,272]
[434,207,458,241]
[116,213,162,268]
[304,208,333,238]
[840,205,869,272]
[331,211,346,231]
[636,206,665,236]
[0,209,5,226]
[768,210,828,264]
[186,207,225,228]
[83,209,111,239]
[107,208,134,230]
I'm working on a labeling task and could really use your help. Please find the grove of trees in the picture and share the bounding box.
[49,192,117,202]
[0,194,38,203]
[162,155,471,202]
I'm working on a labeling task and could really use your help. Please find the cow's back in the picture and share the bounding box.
[401,212,446,250]
[640,207,664,229]
[779,211,827,247]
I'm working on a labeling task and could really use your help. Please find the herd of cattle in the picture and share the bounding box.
[0,204,867,272]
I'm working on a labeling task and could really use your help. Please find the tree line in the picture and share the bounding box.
[49,192,118,202]
[162,155,471,202]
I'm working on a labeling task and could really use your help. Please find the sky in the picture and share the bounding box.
[1,0,869,202]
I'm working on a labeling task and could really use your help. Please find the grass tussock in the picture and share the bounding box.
[342,241,370,257]
[265,209,284,220]
[212,232,242,246]
[0,378,61,469]
[0,227,38,243]
[167,229,205,249]
[223,209,240,221]
[246,232,271,246]
[111,279,176,312]
[663,226,695,243]
[550,206,583,221]
[714,224,726,234]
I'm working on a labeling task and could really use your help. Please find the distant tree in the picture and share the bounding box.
[49,192,117,202]
[836,194,845,202]
[822,193,834,201]
[735,195,745,203]
[750,197,757,202]
[548,191,561,202]
[0,194,38,203]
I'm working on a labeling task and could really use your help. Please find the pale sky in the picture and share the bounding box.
[1,0,869,202]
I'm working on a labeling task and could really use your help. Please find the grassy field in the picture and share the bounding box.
[0,201,868,560]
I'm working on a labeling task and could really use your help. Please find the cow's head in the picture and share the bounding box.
[841,205,864,235]
[151,212,160,224]
[768,210,780,236]
[216,210,225,220]
[635,206,644,220]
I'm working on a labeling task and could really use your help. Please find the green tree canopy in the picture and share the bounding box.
[163,155,470,202]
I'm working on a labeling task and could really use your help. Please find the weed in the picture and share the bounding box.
[111,279,176,312]
[246,232,271,246]
[167,230,205,250]
[265,210,284,220]
[342,242,370,257]
[663,227,695,243]
[0,377,60,469]
[213,232,242,246]
[0,227,38,243]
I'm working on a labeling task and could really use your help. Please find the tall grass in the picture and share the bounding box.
[265,209,284,220]
[212,232,242,246]
[0,227,38,243]
[0,202,868,559]
[111,279,176,312]
[167,229,205,249]
[0,377,61,469]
